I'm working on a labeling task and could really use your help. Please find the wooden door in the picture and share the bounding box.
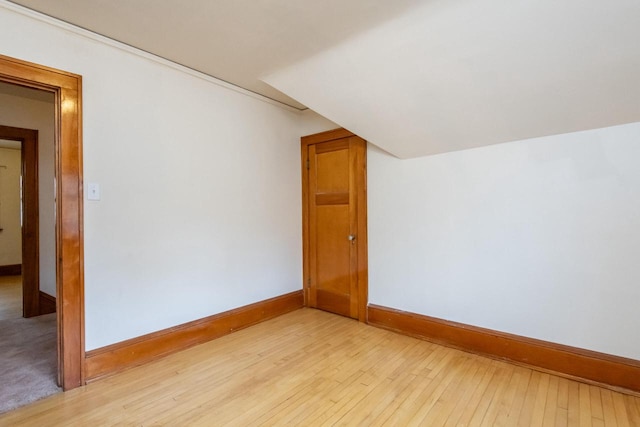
[302,129,367,321]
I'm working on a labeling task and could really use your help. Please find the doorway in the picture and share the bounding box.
[301,128,368,321]
[0,121,61,411]
[0,54,84,390]
[0,125,41,318]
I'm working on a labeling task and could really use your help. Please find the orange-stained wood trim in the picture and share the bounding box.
[354,139,367,322]
[301,142,311,308]
[300,128,355,146]
[84,291,304,382]
[39,291,57,315]
[0,54,84,390]
[368,304,640,393]
[347,138,358,318]
[0,264,22,276]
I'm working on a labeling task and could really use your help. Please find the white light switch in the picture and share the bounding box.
[88,183,100,201]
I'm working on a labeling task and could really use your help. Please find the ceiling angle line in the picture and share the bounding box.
[3,1,306,112]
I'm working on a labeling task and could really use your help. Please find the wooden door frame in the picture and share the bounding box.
[0,125,40,318]
[301,128,368,322]
[0,54,84,390]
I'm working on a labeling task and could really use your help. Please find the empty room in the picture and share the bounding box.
[1,0,639,425]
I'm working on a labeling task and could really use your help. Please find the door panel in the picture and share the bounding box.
[316,205,350,294]
[316,147,349,193]
[302,129,367,320]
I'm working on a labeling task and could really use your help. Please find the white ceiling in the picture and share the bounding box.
[8,0,640,158]
[9,0,422,110]
[265,0,640,158]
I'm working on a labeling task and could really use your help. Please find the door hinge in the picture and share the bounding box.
[306,159,310,170]
[307,277,311,286]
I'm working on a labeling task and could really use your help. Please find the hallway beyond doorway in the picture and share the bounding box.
[0,275,60,413]
[0,275,21,320]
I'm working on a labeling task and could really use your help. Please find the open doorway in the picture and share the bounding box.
[0,84,60,412]
[0,138,24,323]
[0,119,57,318]
[0,88,57,316]
[0,54,84,392]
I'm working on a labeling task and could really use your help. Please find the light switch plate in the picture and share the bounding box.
[88,182,100,201]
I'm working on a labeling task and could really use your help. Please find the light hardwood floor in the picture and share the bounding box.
[0,275,21,320]
[1,308,639,426]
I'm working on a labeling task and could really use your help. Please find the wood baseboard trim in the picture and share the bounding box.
[0,264,21,276]
[39,291,56,315]
[368,304,640,393]
[85,290,303,382]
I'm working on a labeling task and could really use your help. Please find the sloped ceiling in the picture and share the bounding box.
[264,0,640,158]
[7,0,422,110]
[7,0,640,158]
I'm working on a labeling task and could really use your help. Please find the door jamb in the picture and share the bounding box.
[301,128,368,322]
[0,125,39,317]
[0,54,84,390]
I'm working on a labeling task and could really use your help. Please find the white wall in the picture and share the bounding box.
[0,2,331,350]
[0,146,21,266]
[298,109,338,136]
[369,122,640,360]
[0,85,56,297]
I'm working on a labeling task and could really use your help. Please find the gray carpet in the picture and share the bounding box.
[0,313,61,414]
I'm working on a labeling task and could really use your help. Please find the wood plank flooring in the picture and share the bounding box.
[0,275,21,320]
[1,308,639,426]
